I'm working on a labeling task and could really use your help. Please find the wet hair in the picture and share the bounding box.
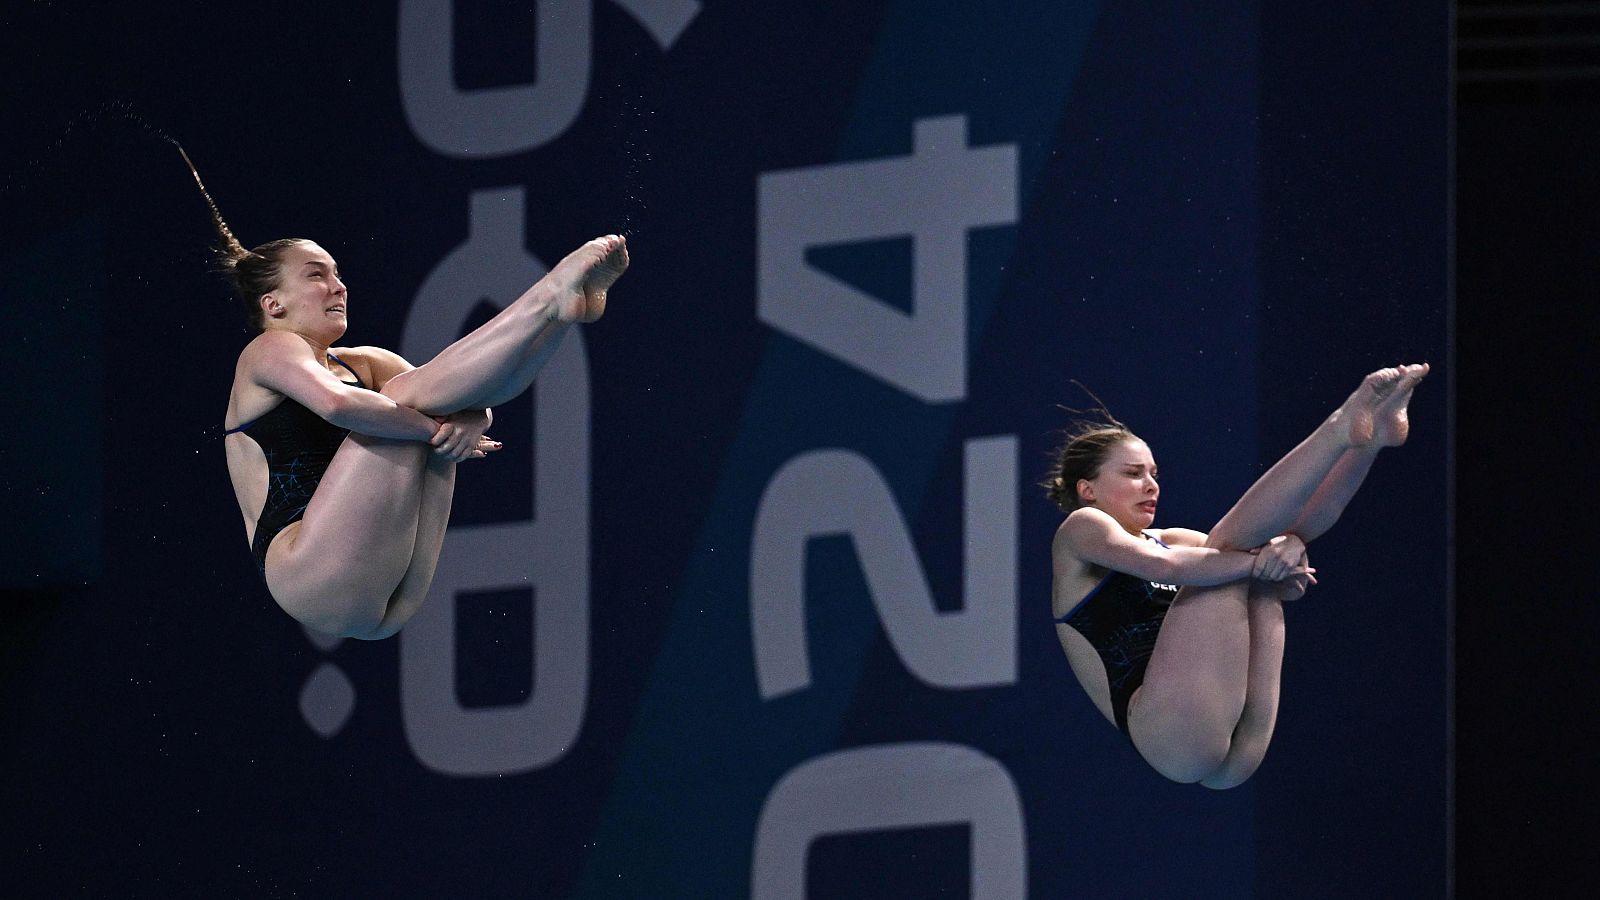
[177,144,308,331]
[1042,385,1143,513]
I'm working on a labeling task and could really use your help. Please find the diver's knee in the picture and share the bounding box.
[377,368,413,401]
[378,369,440,415]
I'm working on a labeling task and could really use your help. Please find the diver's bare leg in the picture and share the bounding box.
[1199,582,1289,789]
[380,236,628,416]
[1127,580,1252,783]
[1207,364,1427,550]
[1129,549,1294,787]
[1127,365,1426,785]
[366,452,457,640]
[264,433,431,638]
[1283,446,1379,542]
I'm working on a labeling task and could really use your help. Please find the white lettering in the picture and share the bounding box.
[750,436,1018,700]
[751,742,1027,899]
[397,187,591,776]
[398,0,592,157]
[757,116,1017,403]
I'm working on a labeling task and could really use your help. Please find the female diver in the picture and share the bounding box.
[1047,364,1428,788]
[189,151,629,640]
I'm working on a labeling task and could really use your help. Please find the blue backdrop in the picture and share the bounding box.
[1,2,1447,896]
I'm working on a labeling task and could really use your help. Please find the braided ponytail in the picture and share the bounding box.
[177,144,305,331]
[177,144,245,259]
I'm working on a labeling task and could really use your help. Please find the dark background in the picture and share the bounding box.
[0,1,1539,896]
[1456,2,1600,895]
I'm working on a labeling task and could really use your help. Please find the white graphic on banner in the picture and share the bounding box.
[750,437,1018,700]
[610,0,701,49]
[398,0,701,158]
[758,115,1018,403]
[298,625,355,737]
[396,188,591,776]
[391,0,695,769]
[390,1,1025,886]
[752,742,1027,898]
[751,114,1024,891]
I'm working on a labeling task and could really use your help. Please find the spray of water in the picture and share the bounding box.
[0,99,183,200]
[611,80,655,241]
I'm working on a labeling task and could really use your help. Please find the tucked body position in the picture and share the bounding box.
[188,151,628,639]
[1047,365,1427,788]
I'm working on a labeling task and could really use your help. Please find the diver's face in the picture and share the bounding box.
[1079,439,1159,534]
[261,242,348,340]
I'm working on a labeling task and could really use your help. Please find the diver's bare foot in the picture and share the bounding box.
[1373,363,1428,446]
[544,235,629,323]
[1331,364,1428,447]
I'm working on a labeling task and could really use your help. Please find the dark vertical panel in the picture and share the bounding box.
[1456,54,1600,897]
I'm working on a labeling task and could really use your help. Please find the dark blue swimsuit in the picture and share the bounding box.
[225,354,371,573]
[1055,537,1179,735]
